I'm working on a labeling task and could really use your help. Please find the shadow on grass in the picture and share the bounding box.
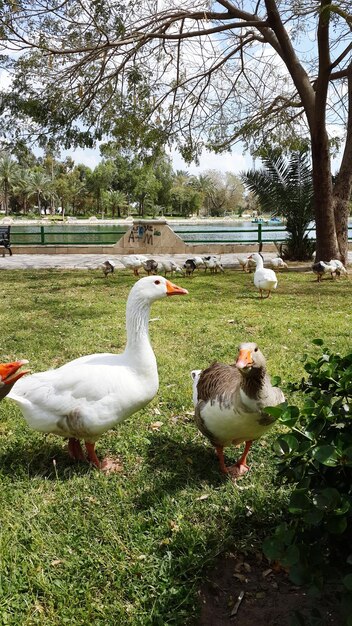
[133,433,226,510]
[0,437,94,481]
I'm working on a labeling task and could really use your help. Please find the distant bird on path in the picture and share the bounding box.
[102,260,115,277]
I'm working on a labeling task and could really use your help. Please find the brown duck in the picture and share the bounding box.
[191,342,285,478]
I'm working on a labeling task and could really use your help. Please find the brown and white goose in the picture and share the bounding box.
[192,342,285,478]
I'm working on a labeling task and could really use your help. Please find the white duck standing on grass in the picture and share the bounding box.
[7,277,188,471]
[329,259,348,278]
[157,259,185,277]
[120,255,148,276]
[248,252,278,298]
[190,256,206,270]
[312,261,335,281]
[269,257,288,271]
[312,259,348,281]
[192,342,285,478]
[236,256,256,273]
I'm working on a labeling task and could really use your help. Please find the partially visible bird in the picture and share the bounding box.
[102,260,115,277]
[120,255,148,276]
[192,256,206,270]
[0,360,29,400]
[203,256,224,273]
[248,253,278,298]
[191,369,201,407]
[184,259,197,277]
[312,261,335,281]
[236,256,256,272]
[142,259,158,275]
[268,257,288,271]
[329,259,348,278]
[192,342,285,478]
[157,259,184,277]
[8,277,188,470]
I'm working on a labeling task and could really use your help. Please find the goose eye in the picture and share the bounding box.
[154,280,161,285]
[254,347,258,352]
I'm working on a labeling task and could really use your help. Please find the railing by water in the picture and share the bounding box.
[9,222,352,246]
[10,223,289,246]
[173,223,289,244]
[11,226,127,246]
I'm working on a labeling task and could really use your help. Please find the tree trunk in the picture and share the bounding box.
[333,189,350,267]
[311,132,340,262]
[4,181,9,215]
[332,64,352,266]
[139,194,146,217]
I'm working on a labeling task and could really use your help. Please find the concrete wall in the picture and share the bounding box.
[11,219,279,255]
[10,219,278,255]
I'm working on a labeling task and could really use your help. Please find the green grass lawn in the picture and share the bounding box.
[0,268,351,625]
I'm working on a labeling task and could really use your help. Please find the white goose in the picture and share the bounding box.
[249,252,278,298]
[192,342,285,478]
[329,259,348,278]
[157,259,185,277]
[120,255,148,276]
[8,277,188,470]
[269,257,288,271]
[236,255,256,273]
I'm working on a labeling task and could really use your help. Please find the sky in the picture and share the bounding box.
[59,144,254,175]
[59,141,342,175]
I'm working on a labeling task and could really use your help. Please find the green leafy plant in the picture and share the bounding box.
[263,340,352,624]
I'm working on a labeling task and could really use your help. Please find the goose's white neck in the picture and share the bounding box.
[124,289,155,363]
[253,255,264,270]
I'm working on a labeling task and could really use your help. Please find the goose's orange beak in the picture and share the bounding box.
[0,360,29,399]
[236,349,254,370]
[166,280,188,296]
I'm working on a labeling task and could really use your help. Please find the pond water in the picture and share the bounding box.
[10,219,352,245]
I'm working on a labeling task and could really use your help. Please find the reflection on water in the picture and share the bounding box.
[173,221,286,242]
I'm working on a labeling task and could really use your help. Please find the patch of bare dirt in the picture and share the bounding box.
[198,552,341,626]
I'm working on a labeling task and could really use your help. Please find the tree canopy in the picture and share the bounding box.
[1,0,352,261]
[0,148,244,218]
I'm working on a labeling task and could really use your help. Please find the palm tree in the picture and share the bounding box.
[28,170,53,215]
[13,170,33,214]
[108,190,128,218]
[241,150,315,260]
[173,170,191,187]
[0,153,19,215]
[189,174,215,216]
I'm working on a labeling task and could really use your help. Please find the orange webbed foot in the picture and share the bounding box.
[226,463,250,479]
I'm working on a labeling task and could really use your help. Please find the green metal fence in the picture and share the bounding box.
[9,223,352,246]
[11,227,127,246]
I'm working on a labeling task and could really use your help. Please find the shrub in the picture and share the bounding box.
[263,340,352,625]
